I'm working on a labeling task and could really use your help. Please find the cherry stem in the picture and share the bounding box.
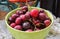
[29,19,36,31]
[26,0,31,11]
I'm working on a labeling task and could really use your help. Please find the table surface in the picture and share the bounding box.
[0,19,60,39]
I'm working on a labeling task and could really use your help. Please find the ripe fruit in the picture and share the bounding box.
[22,6,28,13]
[16,10,23,15]
[30,9,39,18]
[22,6,28,10]
[44,20,51,26]
[14,25,22,30]
[8,17,14,22]
[26,29,32,32]
[20,15,26,21]
[39,13,46,20]
[39,9,44,13]
[15,17,22,25]
[33,19,40,27]
[8,7,51,31]
[25,12,30,19]
[23,22,31,29]
[11,14,19,19]
[10,23,16,28]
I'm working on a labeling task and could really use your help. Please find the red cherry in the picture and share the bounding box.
[15,17,22,25]
[10,23,16,28]
[25,12,30,19]
[14,25,22,30]
[11,14,19,19]
[26,29,32,32]
[8,17,15,22]
[39,9,44,13]
[44,20,51,27]
[30,9,39,18]
[39,13,46,20]
[16,10,23,15]
[20,15,26,21]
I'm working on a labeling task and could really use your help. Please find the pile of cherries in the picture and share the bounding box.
[8,6,51,32]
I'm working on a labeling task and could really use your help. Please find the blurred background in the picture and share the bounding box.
[0,0,60,20]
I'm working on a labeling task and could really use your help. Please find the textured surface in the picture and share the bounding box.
[0,15,60,39]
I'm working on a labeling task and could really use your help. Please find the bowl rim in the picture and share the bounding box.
[5,7,54,33]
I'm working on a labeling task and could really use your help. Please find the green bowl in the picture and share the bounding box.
[5,7,53,39]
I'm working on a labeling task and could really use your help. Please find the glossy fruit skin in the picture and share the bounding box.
[16,10,23,15]
[11,14,19,19]
[39,13,46,20]
[10,23,16,28]
[30,9,39,18]
[22,6,28,13]
[25,12,30,19]
[39,9,44,13]
[8,17,15,22]
[26,29,32,32]
[15,17,22,25]
[22,6,28,10]
[20,15,26,21]
[14,25,22,30]
[44,20,51,27]
[22,22,31,29]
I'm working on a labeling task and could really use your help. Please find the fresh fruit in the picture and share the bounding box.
[22,22,31,29]
[44,20,51,26]
[14,25,22,30]
[39,9,44,13]
[20,15,26,21]
[26,29,32,32]
[22,6,28,10]
[11,14,19,19]
[30,9,39,18]
[25,12,30,19]
[10,23,16,28]
[8,7,51,31]
[39,13,46,20]
[33,20,40,26]
[16,10,23,15]
[15,17,22,25]
[8,17,14,22]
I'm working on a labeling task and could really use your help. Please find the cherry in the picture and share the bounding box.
[25,12,30,19]
[44,20,51,27]
[22,22,31,29]
[10,23,16,28]
[22,6,28,11]
[8,17,15,22]
[39,13,46,20]
[16,10,23,15]
[15,17,22,25]
[39,9,44,13]
[11,14,19,19]
[30,9,39,18]
[26,29,32,32]
[14,25,22,30]
[33,19,40,27]
[20,15,26,21]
